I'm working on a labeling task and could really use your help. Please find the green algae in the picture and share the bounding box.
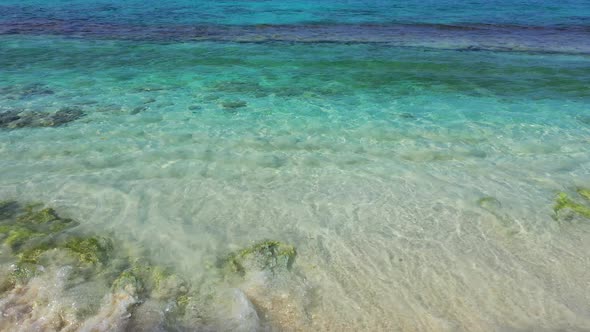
[112,270,143,295]
[17,205,60,224]
[477,196,501,210]
[0,203,79,252]
[0,199,197,327]
[554,192,590,220]
[3,226,45,250]
[128,259,188,300]
[18,243,53,264]
[64,236,113,265]
[221,240,296,276]
[577,188,590,202]
[16,204,79,231]
[0,200,302,329]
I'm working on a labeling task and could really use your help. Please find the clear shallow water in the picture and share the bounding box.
[1,1,590,331]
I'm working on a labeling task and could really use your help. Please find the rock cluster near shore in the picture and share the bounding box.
[0,200,302,331]
[0,107,85,129]
[554,187,590,220]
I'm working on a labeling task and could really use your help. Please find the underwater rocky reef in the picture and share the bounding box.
[0,200,303,331]
[0,107,85,129]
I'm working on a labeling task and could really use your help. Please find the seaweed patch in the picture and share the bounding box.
[553,189,590,220]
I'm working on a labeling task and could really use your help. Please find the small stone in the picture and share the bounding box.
[220,240,296,276]
[399,113,416,119]
[49,107,85,126]
[0,110,22,127]
[131,105,148,115]
[477,196,502,211]
[221,101,247,110]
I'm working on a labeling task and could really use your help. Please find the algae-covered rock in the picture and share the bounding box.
[221,240,296,276]
[577,188,590,202]
[0,203,81,251]
[128,259,188,300]
[0,200,307,331]
[0,199,203,330]
[18,204,78,233]
[477,196,502,211]
[2,226,45,250]
[64,236,113,265]
[2,202,77,236]
[17,205,59,224]
[0,107,85,129]
[554,192,590,220]
[0,110,22,127]
[17,243,53,264]
[112,270,143,296]
[79,271,142,332]
[50,107,84,125]
[221,100,247,110]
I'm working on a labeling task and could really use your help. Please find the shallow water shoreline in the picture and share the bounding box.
[1,1,590,329]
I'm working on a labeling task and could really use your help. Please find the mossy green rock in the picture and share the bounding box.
[554,192,590,219]
[0,203,78,248]
[112,270,143,298]
[18,243,53,264]
[477,196,502,211]
[17,205,59,224]
[577,188,590,202]
[63,236,113,265]
[222,240,296,275]
[2,226,45,250]
[16,204,78,232]
[129,259,188,300]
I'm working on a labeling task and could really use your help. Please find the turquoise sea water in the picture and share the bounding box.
[1,1,590,331]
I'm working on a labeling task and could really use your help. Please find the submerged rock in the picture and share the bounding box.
[212,81,262,94]
[225,289,260,332]
[221,100,247,110]
[50,107,85,125]
[477,196,502,211]
[577,187,590,201]
[0,110,22,127]
[398,112,416,119]
[554,190,590,220]
[0,200,195,330]
[0,200,305,331]
[63,236,113,265]
[130,105,148,115]
[20,83,55,98]
[0,83,54,99]
[0,107,85,129]
[221,240,296,276]
[79,271,142,332]
[0,202,79,252]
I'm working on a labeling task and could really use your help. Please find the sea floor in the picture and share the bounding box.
[1,36,590,331]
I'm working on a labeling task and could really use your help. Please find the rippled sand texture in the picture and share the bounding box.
[1,10,590,332]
